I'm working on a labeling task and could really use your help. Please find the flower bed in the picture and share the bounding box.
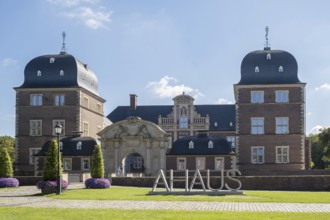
[36,180,68,194]
[85,178,111,188]
[0,178,19,188]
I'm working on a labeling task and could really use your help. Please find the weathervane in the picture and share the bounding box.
[61,31,67,53]
[264,26,270,49]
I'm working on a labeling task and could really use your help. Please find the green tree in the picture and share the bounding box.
[0,148,13,177]
[91,145,104,178]
[318,128,330,168]
[43,140,62,181]
[0,136,15,163]
[310,134,325,169]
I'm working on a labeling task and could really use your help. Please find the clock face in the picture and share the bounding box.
[179,117,188,128]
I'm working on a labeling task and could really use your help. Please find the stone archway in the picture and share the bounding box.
[122,153,145,174]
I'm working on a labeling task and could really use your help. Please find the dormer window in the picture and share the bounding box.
[214,122,218,127]
[266,53,271,59]
[37,70,41,76]
[229,122,233,127]
[50,57,55,63]
[255,66,259,72]
[77,141,82,150]
[189,141,194,149]
[279,66,284,72]
[60,70,64,76]
[59,141,63,150]
[208,140,213,149]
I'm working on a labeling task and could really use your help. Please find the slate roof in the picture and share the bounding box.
[17,53,99,95]
[107,105,236,131]
[238,48,302,85]
[34,136,97,157]
[169,134,233,155]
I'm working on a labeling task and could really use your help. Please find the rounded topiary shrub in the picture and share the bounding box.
[85,178,111,188]
[36,180,68,194]
[85,145,110,189]
[0,177,19,188]
[0,148,19,188]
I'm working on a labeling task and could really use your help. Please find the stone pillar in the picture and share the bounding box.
[146,140,151,175]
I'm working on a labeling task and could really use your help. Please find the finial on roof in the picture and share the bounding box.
[264,26,270,50]
[60,31,67,54]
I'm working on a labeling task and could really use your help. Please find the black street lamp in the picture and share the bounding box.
[54,123,62,195]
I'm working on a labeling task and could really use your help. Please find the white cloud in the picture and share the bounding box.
[306,112,312,117]
[48,0,111,29]
[146,76,204,99]
[315,83,330,91]
[64,7,112,29]
[216,98,233,104]
[48,0,99,7]
[309,125,324,135]
[1,58,18,67]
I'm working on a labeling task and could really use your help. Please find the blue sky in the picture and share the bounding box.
[1,0,330,136]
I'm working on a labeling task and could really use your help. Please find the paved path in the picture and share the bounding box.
[1,184,330,212]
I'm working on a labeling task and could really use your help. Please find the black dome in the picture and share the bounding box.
[19,53,99,95]
[169,134,233,155]
[238,48,301,85]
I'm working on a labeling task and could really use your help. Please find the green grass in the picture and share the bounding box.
[47,186,330,203]
[0,207,330,220]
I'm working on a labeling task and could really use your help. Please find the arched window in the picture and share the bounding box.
[37,70,41,76]
[60,70,64,76]
[50,57,55,63]
[255,66,259,72]
[279,66,284,72]
[208,140,213,149]
[266,53,271,59]
[77,141,82,150]
[189,141,194,149]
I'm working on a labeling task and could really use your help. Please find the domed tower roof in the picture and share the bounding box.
[18,33,99,95]
[238,27,301,85]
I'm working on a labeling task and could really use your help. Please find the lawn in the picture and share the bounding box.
[47,186,330,203]
[0,207,329,220]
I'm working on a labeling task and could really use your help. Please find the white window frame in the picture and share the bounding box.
[266,53,271,59]
[63,158,72,170]
[55,94,65,106]
[276,117,289,134]
[83,96,89,108]
[177,157,186,170]
[29,148,41,164]
[276,90,289,103]
[81,158,90,170]
[30,120,42,136]
[255,66,259,72]
[251,117,264,135]
[30,94,42,106]
[83,122,89,137]
[276,146,289,163]
[53,120,65,136]
[251,91,264,103]
[279,66,284,72]
[179,117,188,129]
[226,136,236,148]
[251,146,264,164]
[215,157,224,170]
[196,157,205,170]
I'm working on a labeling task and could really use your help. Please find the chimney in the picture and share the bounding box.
[130,94,138,110]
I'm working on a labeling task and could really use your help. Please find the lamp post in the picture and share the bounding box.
[54,123,62,195]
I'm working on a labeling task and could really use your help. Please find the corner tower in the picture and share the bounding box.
[14,33,106,175]
[234,27,307,174]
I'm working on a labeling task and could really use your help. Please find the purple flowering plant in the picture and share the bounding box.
[85,178,111,189]
[36,180,68,190]
[0,178,19,188]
